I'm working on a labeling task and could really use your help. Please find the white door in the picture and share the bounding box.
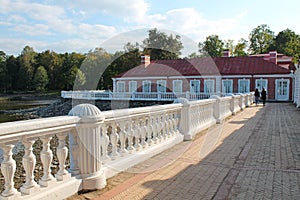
[276,79,289,101]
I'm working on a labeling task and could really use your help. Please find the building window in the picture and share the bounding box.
[222,79,233,94]
[190,80,200,93]
[117,81,125,93]
[173,80,182,93]
[142,80,151,93]
[157,80,166,93]
[238,79,250,93]
[129,81,137,93]
[255,79,268,92]
[204,80,215,94]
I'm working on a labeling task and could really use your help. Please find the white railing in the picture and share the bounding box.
[0,117,81,200]
[61,90,223,101]
[0,93,253,199]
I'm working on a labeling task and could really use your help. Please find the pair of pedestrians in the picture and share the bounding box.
[254,88,267,106]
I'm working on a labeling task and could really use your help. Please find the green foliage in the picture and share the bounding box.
[142,28,183,60]
[272,29,300,62]
[33,66,49,92]
[0,26,299,94]
[234,38,248,56]
[199,35,224,57]
[249,24,274,54]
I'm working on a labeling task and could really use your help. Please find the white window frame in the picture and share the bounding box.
[255,79,268,92]
[142,80,151,93]
[238,79,250,93]
[204,79,215,94]
[129,81,137,93]
[157,80,167,93]
[222,79,233,94]
[173,80,182,94]
[190,80,200,93]
[116,81,125,93]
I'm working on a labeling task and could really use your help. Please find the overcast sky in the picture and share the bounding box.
[1,0,299,56]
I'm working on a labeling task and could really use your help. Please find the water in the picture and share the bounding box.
[0,98,55,123]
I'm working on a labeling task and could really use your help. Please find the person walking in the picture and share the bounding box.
[261,88,267,106]
[254,88,260,106]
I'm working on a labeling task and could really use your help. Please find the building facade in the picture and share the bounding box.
[113,53,295,101]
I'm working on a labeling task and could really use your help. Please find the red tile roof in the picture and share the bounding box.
[115,56,291,78]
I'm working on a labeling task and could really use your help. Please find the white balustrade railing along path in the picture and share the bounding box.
[61,90,226,101]
[0,93,253,200]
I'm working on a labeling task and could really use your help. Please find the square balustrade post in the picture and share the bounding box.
[211,95,222,124]
[68,104,107,190]
[174,98,192,140]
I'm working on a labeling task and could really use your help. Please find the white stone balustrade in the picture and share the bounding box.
[0,93,253,200]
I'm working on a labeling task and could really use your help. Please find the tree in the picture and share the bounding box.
[234,38,248,56]
[5,55,19,91]
[33,66,49,92]
[272,29,300,62]
[224,40,234,55]
[199,35,224,57]
[142,28,183,60]
[16,46,36,90]
[249,24,274,54]
[0,51,7,92]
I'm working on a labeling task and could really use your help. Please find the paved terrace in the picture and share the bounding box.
[71,102,300,200]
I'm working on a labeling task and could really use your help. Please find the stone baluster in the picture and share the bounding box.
[20,139,39,194]
[161,115,167,139]
[127,122,134,152]
[151,117,158,144]
[101,125,110,161]
[140,120,147,148]
[39,136,55,187]
[156,117,162,141]
[133,120,141,151]
[166,113,172,137]
[109,124,119,159]
[118,122,128,155]
[69,130,80,176]
[56,134,71,181]
[146,118,153,146]
[0,144,19,198]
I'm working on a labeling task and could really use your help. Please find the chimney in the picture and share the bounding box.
[269,51,277,64]
[141,55,150,67]
[222,49,231,57]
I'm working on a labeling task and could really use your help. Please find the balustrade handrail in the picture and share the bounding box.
[0,116,79,144]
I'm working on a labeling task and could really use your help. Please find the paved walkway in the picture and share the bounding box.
[81,103,300,200]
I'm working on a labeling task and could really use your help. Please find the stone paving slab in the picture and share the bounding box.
[70,103,300,200]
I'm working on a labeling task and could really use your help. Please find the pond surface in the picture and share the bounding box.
[0,99,55,123]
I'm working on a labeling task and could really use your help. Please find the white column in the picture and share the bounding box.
[20,140,39,194]
[68,104,106,190]
[0,144,20,198]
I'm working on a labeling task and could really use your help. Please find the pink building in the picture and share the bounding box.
[113,53,295,101]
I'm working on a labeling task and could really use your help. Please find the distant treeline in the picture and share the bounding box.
[0,25,299,93]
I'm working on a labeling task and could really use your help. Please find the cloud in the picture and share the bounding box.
[12,24,52,36]
[65,0,149,21]
[135,8,247,43]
